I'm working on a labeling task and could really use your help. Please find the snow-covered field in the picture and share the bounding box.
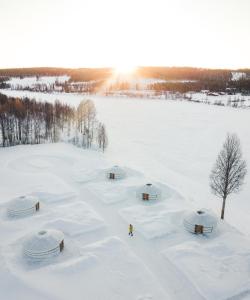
[186,92,250,107]
[6,76,69,89]
[0,90,250,299]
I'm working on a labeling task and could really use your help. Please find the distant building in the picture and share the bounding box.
[106,165,126,180]
[7,195,40,218]
[136,183,161,201]
[183,209,218,235]
[23,229,64,259]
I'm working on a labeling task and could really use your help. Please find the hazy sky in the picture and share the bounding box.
[0,0,249,69]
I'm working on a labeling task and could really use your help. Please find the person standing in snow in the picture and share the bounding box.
[128,224,134,236]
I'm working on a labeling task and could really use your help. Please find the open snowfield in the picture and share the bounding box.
[1,89,250,232]
[1,89,250,299]
[6,76,69,89]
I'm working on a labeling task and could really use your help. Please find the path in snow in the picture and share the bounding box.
[79,186,204,300]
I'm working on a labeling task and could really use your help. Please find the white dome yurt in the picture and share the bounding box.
[23,229,64,259]
[106,165,126,180]
[7,195,40,218]
[136,183,161,201]
[183,209,218,234]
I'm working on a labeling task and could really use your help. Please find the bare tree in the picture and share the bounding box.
[210,133,247,220]
[76,100,96,148]
[0,94,108,151]
[97,122,108,152]
[0,93,74,147]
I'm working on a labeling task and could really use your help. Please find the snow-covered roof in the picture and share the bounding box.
[183,209,218,233]
[7,195,39,217]
[23,229,64,259]
[136,183,161,200]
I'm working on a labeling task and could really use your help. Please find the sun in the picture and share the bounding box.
[113,64,137,75]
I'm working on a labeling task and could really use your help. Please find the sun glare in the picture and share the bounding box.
[114,64,137,75]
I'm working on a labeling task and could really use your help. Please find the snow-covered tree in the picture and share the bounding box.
[97,122,108,152]
[76,99,96,148]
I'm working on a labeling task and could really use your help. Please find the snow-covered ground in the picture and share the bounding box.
[5,75,193,91]
[1,143,250,300]
[6,76,69,89]
[231,71,247,81]
[185,92,250,107]
[0,90,250,299]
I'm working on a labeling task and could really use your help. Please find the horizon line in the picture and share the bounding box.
[0,65,250,71]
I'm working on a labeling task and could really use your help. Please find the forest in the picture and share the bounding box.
[0,67,112,82]
[0,93,108,150]
[0,66,247,81]
[1,67,250,93]
[149,79,228,93]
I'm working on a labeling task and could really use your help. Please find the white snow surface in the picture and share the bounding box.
[231,72,247,81]
[0,91,250,299]
[6,76,69,88]
[1,90,248,233]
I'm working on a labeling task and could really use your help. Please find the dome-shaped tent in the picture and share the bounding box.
[183,209,218,234]
[136,183,161,201]
[7,195,40,218]
[23,229,64,259]
[106,165,125,180]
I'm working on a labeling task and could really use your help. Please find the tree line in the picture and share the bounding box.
[0,67,113,82]
[1,67,250,93]
[0,77,10,89]
[136,66,232,81]
[149,80,228,93]
[0,66,234,82]
[0,93,108,151]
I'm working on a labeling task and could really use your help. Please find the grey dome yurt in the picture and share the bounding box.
[183,209,218,234]
[23,229,64,259]
[106,165,126,180]
[136,183,161,201]
[7,195,40,218]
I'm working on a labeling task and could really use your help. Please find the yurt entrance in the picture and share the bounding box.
[109,173,115,180]
[195,224,204,234]
[35,202,40,211]
[60,240,64,252]
[142,193,149,201]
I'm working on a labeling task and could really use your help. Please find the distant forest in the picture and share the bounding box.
[0,93,108,150]
[0,93,73,146]
[0,67,113,82]
[0,67,250,93]
[149,79,250,93]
